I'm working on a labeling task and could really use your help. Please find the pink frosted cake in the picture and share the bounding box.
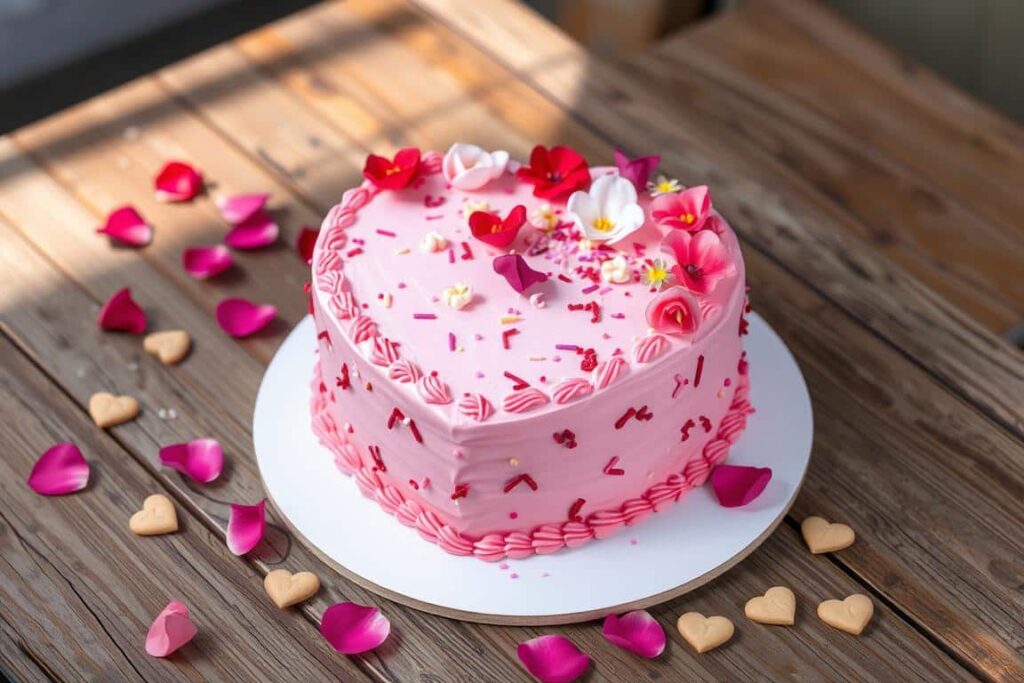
[310,143,753,561]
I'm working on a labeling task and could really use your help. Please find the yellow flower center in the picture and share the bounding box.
[593,216,615,232]
[385,165,402,176]
[646,266,667,282]
[679,213,695,224]
[657,181,675,193]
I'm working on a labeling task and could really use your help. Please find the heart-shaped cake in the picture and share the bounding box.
[310,144,753,561]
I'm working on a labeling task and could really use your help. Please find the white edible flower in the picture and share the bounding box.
[462,200,490,219]
[420,231,448,253]
[442,282,473,310]
[647,174,682,197]
[566,175,645,244]
[442,143,509,191]
[529,203,559,231]
[600,255,631,283]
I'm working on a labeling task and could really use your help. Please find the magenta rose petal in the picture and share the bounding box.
[145,600,197,657]
[97,287,147,334]
[517,635,590,683]
[710,464,773,508]
[493,254,548,294]
[216,192,269,225]
[159,438,223,483]
[27,442,90,496]
[182,245,233,279]
[97,205,152,247]
[226,500,265,555]
[215,298,276,338]
[154,161,203,202]
[602,610,666,658]
[321,602,391,654]
[296,226,319,264]
[224,210,279,250]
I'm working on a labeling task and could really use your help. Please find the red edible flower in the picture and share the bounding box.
[296,226,319,263]
[516,145,591,200]
[362,148,421,190]
[469,205,526,248]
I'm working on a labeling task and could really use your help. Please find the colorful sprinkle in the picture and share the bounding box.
[376,229,396,237]
[694,354,705,387]
[448,332,456,351]
[502,328,519,350]
[346,247,363,258]
[503,371,529,390]
[413,313,437,320]
[500,315,521,325]
[603,456,625,476]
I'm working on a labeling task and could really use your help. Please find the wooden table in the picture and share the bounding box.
[1,0,1021,680]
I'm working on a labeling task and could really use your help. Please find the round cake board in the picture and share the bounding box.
[253,313,812,625]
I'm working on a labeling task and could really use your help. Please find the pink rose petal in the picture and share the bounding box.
[602,610,665,658]
[224,210,279,250]
[517,635,590,683]
[145,600,197,657]
[159,438,223,483]
[182,245,233,279]
[27,442,89,496]
[216,193,269,225]
[493,253,548,294]
[215,298,276,338]
[96,205,152,247]
[154,161,203,202]
[321,602,391,654]
[97,287,147,335]
[710,464,773,508]
[296,226,319,264]
[226,500,265,555]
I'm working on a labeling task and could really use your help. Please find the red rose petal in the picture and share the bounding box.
[154,161,203,202]
[145,600,197,657]
[215,298,276,338]
[296,226,319,263]
[321,602,391,654]
[602,610,665,658]
[159,438,223,483]
[710,464,773,508]
[96,205,152,247]
[97,287,147,335]
[182,245,233,279]
[226,500,265,555]
[27,442,89,496]
[216,192,269,225]
[224,210,279,250]
[517,635,590,683]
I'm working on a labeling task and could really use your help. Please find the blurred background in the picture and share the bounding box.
[1,0,1022,133]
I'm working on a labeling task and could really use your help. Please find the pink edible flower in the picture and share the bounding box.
[645,286,701,338]
[321,602,391,654]
[27,442,89,495]
[96,205,152,247]
[97,287,147,335]
[226,500,265,555]
[154,161,203,202]
[650,185,710,232]
[602,610,666,658]
[661,229,736,295]
[517,635,590,683]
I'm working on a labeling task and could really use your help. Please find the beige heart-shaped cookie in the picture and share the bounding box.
[264,569,320,609]
[745,586,796,625]
[143,330,191,365]
[801,515,855,554]
[676,612,734,653]
[818,594,873,635]
[129,494,178,536]
[89,392,140,428]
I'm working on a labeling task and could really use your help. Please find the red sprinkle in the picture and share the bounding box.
[503,371,529,390]
[603,456,625,476]
[346,247,364,258]
[615,407,636,430]
[680,419,696,441]
[448,247,456,264]
[408,479,420,490]
[336,363,351,390]
[553,429,578,449]
[557,274,573,283]
[451,483,469,500]
[503,473,538,493]
[368,445,385,472]
[387,407,405,430]
[694,355,705,387]
[568,498,586,522]
[460,241,474,260]
[376,229,396,237]
[502,327,519,350]
[699,415,712,432]
[408,419,423,444]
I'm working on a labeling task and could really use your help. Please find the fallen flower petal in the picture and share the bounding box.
[27,443,89,496]
[321,602,391,654]
[224,210,279,250]
[97,206,152,247]
[710,464,773,508]
[216,298,276,338]
[159,439,223,483]
[216,193,269,225]
[227,500,266,555]
[296,226,319,263]
[493,253,548,294]
[182,245,233,279]
[517,635,590,683]
[97,288,147,335]
[602,610,666,658]
[154,161,203,202]
[145,600,197,657]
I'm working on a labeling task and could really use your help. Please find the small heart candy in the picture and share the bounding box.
[89,392,140,428]
[817,594,873,635]
[801,515,856,554]
[676,612,734,653]
[130,494,178,536]
[264,569,320,608]
[143,330,191,365]
[744,586,796,626]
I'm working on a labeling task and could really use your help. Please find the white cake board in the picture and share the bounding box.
[253,313,812,625]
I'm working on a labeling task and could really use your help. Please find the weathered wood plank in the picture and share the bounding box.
[410,0,1024,437]
[0,617,57,683]
[0,333,370,682]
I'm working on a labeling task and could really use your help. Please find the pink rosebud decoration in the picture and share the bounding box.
[27,442,89,496]
[296,226,319,264]
[159,439,223,483]
[224,210,279,250]
[493,254,548,294]
[321,602,391,654]
[154,161,203,202]
[645,286,701,338]
[182,245,233,279]
[226,500,266,555]
[517,635,590,683]
[97,287,147,335]
[216,192,268,225]
[614,149,660,193]
[96,205,152,247]
[650,185,711,232]
[602,610,666,658]
[661,229,736,295]
[216,298,276,338]
[710,465,773,508]
[145,600,197,657]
